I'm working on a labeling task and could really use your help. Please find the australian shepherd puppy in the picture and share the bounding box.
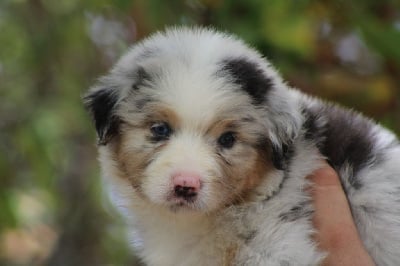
[84,27,400,266]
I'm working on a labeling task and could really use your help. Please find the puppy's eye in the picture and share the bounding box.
[150,122,172,141]
[218,132,236,149]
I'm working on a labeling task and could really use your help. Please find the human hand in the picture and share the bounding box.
[307,161,375,266]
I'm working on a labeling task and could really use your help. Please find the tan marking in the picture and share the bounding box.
[207,119,238,136]
[215,140,273,206]
[239,148,272,201]
[222,243,238,266]
[143,104,181,130]
[108,128,153,194]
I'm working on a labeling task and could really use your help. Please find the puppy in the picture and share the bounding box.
[84,27,400,266]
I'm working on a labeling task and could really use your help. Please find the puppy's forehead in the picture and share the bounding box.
[152,65,251,129]
[120,29,265,126]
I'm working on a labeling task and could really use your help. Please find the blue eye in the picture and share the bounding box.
[150,122,172,141]
[218,131,236,149]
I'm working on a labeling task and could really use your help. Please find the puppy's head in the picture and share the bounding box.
[84,27,301,212]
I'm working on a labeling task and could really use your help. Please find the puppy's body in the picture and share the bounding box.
[85,28,400,265]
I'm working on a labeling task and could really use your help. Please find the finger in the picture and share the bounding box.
[306,161,355,234]
[306,162,375,266]
[306,161,342,187]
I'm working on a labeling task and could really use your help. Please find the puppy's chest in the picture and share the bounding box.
[137,214,244,266]
[135,200,317,266]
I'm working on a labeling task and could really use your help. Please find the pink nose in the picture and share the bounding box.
[172,172,201,200]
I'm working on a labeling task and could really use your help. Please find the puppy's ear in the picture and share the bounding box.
[267,95,301,171]
[220,57,273,105]
[83,87,120,145]
[220,56,301,171]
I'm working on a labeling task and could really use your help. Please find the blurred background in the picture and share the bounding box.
[0,0,399,265]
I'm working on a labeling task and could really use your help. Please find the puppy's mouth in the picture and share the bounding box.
[168,201,198,212]
[166,187,203,212]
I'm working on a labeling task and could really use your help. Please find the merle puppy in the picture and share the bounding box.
[84,27,400,266]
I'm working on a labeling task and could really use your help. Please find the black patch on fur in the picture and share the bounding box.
[302,109,324,145]
[132,67,152,91]
[84,88,120,145]
[127,67,154,110]
[219,57,273,105]
[271,142,295,171]
[322,108,375,188]
[279,201,313,222]
[303,104,376,189]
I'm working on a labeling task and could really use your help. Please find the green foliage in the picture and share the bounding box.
[360,19,400,61]
[0,0,399,265]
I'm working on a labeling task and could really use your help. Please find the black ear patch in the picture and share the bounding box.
[84,88,120,145]
[220,57,273,105]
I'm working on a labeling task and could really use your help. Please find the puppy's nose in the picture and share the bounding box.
[172,173,201,200]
